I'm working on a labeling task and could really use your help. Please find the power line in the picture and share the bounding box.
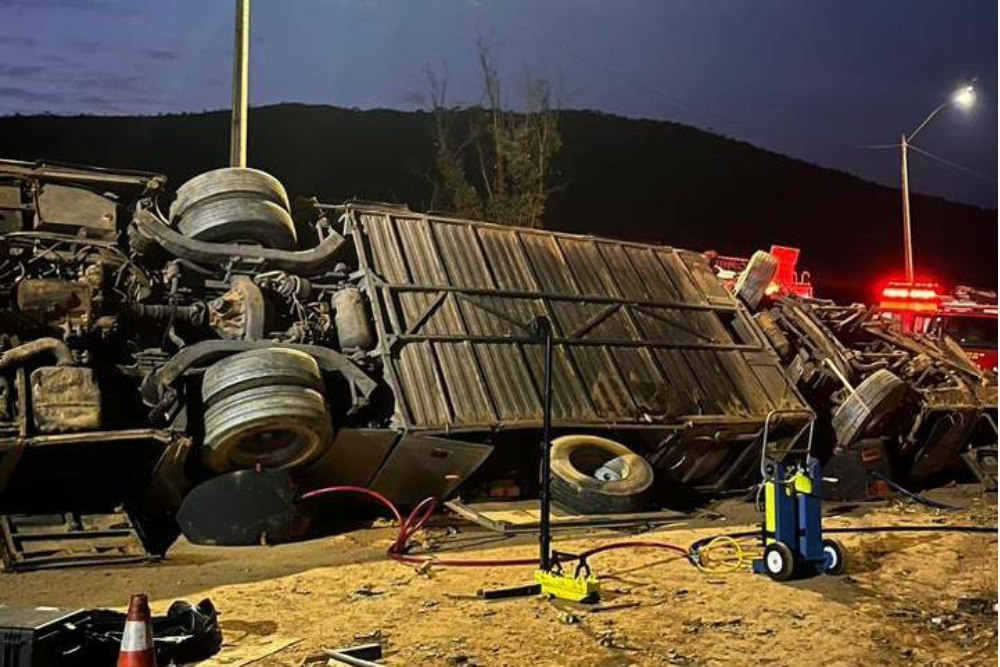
[908,143,997,183]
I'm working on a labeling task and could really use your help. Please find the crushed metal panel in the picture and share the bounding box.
[395,216,448,286]
[477,226,538,291]
[567,345,635,419]
[651,348,703,415]
[519,231,580,295]
[434,341,496,424]
[30,367,101,433]
[350,205,808,432]
[433,220,495,289]
[293,428,398,489]
[370,435,494,505]
[1,511,149,572]
[361,213,410,282]
[679,249,734,304]
[610,346,674,416]
[597,242,650,300]
[474,343,543,423]
[394,342,451,427]
[655,249,709,304]
[522,343,597,422]
[35,184,116,238]
[554,236,621,298]
[625,245,683,301]
[715,350,775,415]
[460,295,543,338]
[744,351,802,410]
[0,184,22,233]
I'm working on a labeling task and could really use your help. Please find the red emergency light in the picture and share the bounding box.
[877,280,940,313]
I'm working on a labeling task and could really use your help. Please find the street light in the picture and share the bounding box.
[898,84,976,282]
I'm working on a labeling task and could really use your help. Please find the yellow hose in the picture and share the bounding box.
[693,535,759,574]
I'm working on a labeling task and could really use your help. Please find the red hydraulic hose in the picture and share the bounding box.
[300,485,691,569]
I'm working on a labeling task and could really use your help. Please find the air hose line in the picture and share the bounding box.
[302,486,996,573]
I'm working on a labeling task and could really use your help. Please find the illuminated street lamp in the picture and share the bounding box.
[898,84,976,282]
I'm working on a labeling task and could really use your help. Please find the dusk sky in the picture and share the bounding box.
[1,0,996,208]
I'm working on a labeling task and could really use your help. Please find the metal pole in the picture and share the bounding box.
[900,133,914,283]
[230,0,250,167]
[536,316,554,571]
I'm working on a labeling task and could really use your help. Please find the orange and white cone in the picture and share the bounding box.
[117,593,157,667]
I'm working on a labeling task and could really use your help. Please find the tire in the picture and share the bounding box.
[202,348,324,407]
[762,542,796,581]
[733,250,778,310]
[549,435,654,515]
[170,167,290,221]
[821,538,846,575]
[176,196,297,249]
[831,369,907,448]
[203,384,333,473]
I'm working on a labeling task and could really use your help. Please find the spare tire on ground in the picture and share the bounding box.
[831,369,907,448]
[201,348,333,472]
[550,435,654,515]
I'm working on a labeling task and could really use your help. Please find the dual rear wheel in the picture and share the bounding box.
[171,167,297,249]
[201,348,333,472]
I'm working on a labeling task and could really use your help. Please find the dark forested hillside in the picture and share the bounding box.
[1,104,995,301]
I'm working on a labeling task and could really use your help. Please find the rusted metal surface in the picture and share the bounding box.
[0,511,149,572]
[30,366,101,434]
[346,204,808,434]
[751,293,998,485]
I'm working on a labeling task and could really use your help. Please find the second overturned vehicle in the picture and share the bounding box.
[0,158,994,565]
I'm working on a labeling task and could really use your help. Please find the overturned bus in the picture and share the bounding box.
[0,160,818,562]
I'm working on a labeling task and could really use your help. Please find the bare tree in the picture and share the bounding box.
[420,40,561,228]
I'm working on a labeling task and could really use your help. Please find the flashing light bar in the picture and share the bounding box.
[878,280,941,313]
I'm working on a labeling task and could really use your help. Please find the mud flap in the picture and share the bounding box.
[176,469,307,546]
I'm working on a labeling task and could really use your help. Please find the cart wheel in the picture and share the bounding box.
[821,539,846,575]
[763,542,796,581]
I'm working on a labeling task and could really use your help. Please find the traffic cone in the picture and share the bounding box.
[117,593,157,667]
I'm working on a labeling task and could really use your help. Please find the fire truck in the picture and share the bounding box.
[877,281,998,374]
[708,243,996,375]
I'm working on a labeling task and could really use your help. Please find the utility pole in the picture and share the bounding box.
[230,0,250,167]
[886,84,975,284]
[899,133,913,283]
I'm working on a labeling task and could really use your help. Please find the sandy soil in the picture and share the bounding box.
[3,493,997,666]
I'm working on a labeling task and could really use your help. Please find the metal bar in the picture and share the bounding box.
[380,281,741,314]
[396,415,768,435]
[511,230,599,418]
[0,428,173,451]
[423,220,499,424]
[0,160,163,188]
[395,217,454,426]
[347,211,414,427]
[537,316,554,571]
[345,202,690,252]
[568,303,621,339]
[230,0,250,167]
[403,291,446,335]
[387,332,761,351]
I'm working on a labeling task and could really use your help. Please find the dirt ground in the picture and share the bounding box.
[3,490,997,667]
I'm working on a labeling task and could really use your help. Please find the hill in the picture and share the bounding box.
[0,104,995,301]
